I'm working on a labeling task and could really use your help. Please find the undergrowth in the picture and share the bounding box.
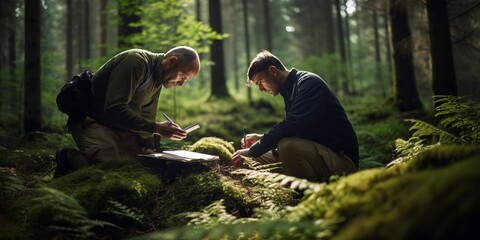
[1,95,479,239]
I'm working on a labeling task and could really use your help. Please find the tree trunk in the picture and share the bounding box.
[66,0,74,79]
[242,0,252,104]
[344,0,354,94]
[100,0,108,56]
[85,0,91,60]
[383,10,393,80]
[335,0,348,94]
[0,0,17,117]
[389,0,422,111]
[353,0,364,89]
[209,0,230,98]
[426,0,457,100]
[263,0,272,51]
[373,9,385,98]
[24,0,42,133]
[325,0,335,54]
[230,0,239,92]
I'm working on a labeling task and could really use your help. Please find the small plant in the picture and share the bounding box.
[390,95,479,167]
[31,187,118,239]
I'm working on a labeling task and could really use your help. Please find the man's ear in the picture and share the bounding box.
[268,66,277,76]
[168,56,179,66]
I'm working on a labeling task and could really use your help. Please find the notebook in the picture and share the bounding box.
[137,150,220,163]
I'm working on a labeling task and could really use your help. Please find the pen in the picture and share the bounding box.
[243,127,247,141]
[163,112,173,123]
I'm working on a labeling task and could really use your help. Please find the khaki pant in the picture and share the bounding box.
[254,137,357,182]
[71,117,143,164]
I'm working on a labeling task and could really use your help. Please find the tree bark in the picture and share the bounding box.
[373,9,385,98]
[0,0,17,116]
[100,0,108,56]
[242,0,252,104]
[263,0,272,51]
[209,0,230,98]
[389,0,422,111]
[24,0,42,133]
[335,0,349,94]
[325,0,335,54]
[426,0,457,100]
[66,0,74,79]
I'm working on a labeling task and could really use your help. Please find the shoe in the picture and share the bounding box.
[53,148,71,179]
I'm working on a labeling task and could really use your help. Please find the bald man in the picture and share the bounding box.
[54,47,201,178]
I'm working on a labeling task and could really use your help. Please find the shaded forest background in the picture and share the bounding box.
[0,0,479,141]
[1,0,480,239]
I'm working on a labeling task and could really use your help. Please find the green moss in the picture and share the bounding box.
[289,168,400,221]
[289,145,480,240]
[153,172,225,227]
[188,137,234,164]
[48,160,163,215]
[191,137,235,154]
[335,155,480,240]
[405,144,480,172]
[217,174,256,217]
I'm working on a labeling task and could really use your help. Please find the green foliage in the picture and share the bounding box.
[103,200,147,226]
[406,95,479,144]
[152,172,226,227]
[233,168,323,197]
[334,153,480,240]
[387,137,440,168]
[353,107,411,168]
[1,148,55,187]
[188,137,234,163]
[182,199,238,227]
[0,168,26,201]
[28,186,117,240]
[190,136,235,154]
[402,144,480,172]
[134,219,336,240]
[295,54,343,90]
[48,161,163,215]
[286,144,480,239]
[434,96,480,141]
[126,0,226,53]
[391,95,479,167]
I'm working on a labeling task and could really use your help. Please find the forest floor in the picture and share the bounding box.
[1,95,479,239]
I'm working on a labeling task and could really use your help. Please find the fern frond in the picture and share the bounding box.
[243,158,283,172]
[433,95,480,143]
[405,119,463,144]
[387,138,440,168]
[233,168,324,196]
[179,199,240,227]
[33,186,118,239]
[135,218,337,240]
[0,170,26,200]
[103,200,146,224]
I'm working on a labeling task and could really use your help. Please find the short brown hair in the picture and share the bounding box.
[247,50,287,81]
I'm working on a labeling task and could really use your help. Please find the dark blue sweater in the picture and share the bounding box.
[249,69,359,167]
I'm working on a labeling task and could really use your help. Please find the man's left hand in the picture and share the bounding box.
[231,148,251,167]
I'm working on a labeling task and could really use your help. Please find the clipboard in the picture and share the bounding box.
[137,150,220,163]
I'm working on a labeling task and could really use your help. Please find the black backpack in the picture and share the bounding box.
[56,70,93,129]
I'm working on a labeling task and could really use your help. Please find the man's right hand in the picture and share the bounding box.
[154,121,187,140]
[241,133,263,148]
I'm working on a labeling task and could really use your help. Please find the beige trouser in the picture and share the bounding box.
[254,137,357,182]
[71,117,144,164]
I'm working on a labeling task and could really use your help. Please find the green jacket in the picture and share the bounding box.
[88,49,164,135]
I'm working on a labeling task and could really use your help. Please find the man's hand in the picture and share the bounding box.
[231,148,251,167]
[154,121,187,140]
[241,133,263,148]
